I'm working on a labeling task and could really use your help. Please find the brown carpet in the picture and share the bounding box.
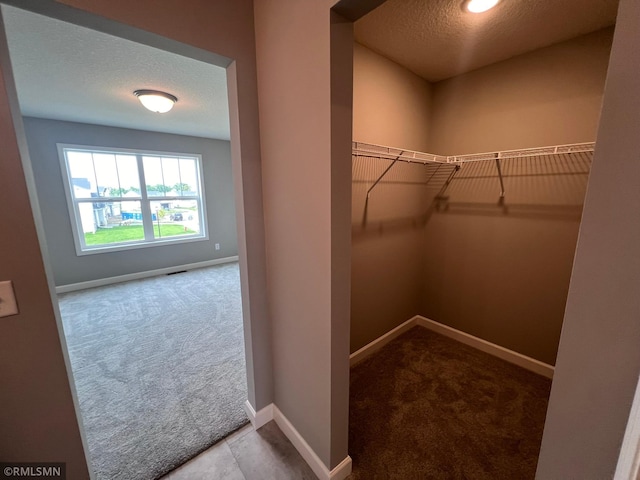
[349,326,552,479]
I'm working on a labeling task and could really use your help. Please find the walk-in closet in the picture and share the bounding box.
[347,0,619,478]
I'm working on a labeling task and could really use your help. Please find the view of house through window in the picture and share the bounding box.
[59,144,207,254]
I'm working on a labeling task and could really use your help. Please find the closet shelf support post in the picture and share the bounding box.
[495,156,506,204]
[362,153,401,227]
[434,164,461,204]
[366,153,403,199]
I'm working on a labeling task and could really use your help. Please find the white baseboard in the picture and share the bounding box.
[273,405,352,480]
[350,315,554,379]
[55,256,239,293]
[349,316,417,366]
[415,316,555,379]
[328,456,353,480]
[244,400,274,430]
[615,372,640,480]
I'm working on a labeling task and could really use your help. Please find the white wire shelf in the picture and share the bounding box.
[352,141,596,164]
[352,140,596,202]
[352,142,448,164]
[446,142,596,163]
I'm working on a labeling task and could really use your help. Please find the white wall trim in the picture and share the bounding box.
[328,456,353,480]
[244,400,274,430]
[350,315,554,379]
[55,256,239,293]
[614,375,640,480]
[349,316,418,366]
[273,405,352,480]
[415,316,555,379]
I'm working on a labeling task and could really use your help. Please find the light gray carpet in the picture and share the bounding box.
[58,263,248,480]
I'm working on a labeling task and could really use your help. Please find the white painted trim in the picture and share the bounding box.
[272,405,352,480]
[415,316,555,379]
[243,400,274,430]
[614,375,640,480]
[349,315,554,378]
[243,403,352,479]
[57,143,209,257]
[55,256,239,293]
[349,316,418,366]
[328,456,353,480]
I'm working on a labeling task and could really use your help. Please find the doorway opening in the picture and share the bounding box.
[343,0,618,477]
[0,3,254,479]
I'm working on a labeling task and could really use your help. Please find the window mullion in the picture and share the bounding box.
[137,154,155,241]
[73,198,89,250]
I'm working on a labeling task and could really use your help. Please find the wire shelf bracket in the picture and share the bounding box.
[495,155,506,205]
[366,153,403,200]
[353,141,596,203]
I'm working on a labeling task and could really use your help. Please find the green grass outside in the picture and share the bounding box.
[85,224,196,246]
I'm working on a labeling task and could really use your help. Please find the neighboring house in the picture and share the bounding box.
[70,178,97,234]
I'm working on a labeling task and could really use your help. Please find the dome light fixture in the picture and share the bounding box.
[465,0,500,13]
[134,90,177,113]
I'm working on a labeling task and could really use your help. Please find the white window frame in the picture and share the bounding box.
[58,143,208,256]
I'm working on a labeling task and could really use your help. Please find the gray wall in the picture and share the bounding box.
[23,117,238,286]
[429,28,613,155]
[351,44,433,352]
[353,42,431,152]
[536,0,640,475]
[351,31,612,365]
[351,156,438,352]
[0,14,89,478]
[420,155,590,365]
[420,29,612,365]
[253,0,353,469]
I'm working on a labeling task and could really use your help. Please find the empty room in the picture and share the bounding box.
[1,5,248,479]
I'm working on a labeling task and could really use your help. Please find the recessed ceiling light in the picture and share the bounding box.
[134,90,177,113]
[465,0,500,13]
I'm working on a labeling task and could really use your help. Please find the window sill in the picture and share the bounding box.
[75,233,209,256]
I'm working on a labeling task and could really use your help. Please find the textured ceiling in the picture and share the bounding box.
[355,0,619,82]
[2,5,230,140]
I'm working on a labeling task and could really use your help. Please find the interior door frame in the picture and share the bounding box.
[0,2,270,476]
[333,0,640,478]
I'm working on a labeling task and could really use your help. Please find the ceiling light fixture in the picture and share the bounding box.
[465,0,500,13]
[134,90,177,113]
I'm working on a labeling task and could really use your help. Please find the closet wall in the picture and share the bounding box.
[351,44,433,351]
[352,28,614,363]
[421,156,591,365]
[353,42,431,152]
[429,28,614,155]
[420,28,613,365]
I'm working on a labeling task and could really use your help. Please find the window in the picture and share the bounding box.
[58,144,207,255]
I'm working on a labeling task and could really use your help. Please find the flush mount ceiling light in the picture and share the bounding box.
[134,90,177,113]
[465,0,500,13]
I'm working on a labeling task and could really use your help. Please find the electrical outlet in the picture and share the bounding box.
[0,281,19,318]
[215,243,220,250]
